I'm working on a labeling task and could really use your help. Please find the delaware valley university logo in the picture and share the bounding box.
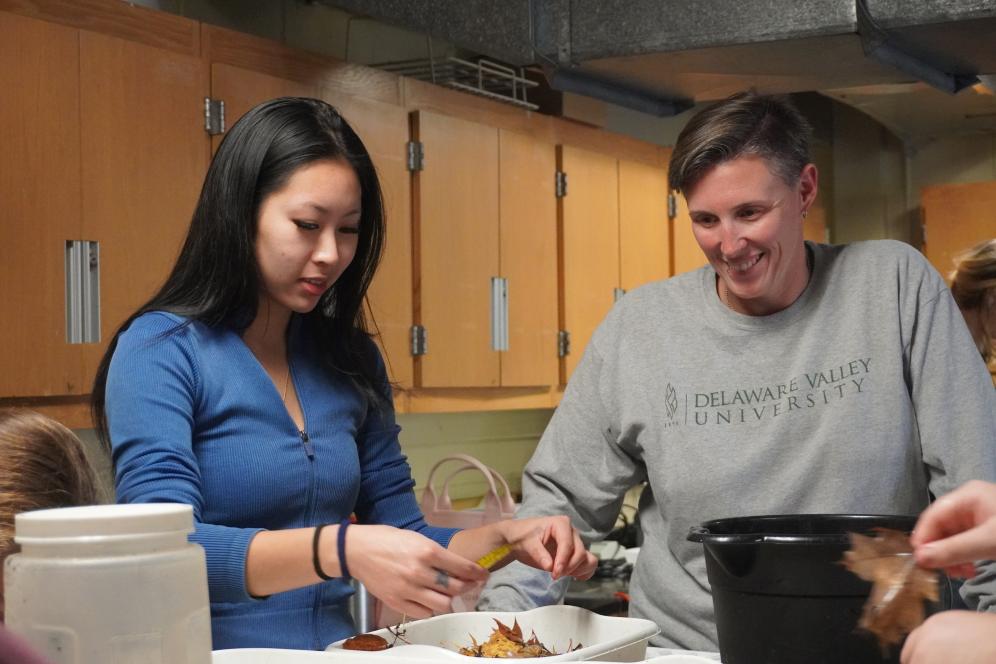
[661,357,873,428]
[664,383,679,419]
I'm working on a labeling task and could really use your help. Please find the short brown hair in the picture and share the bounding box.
[950,238,996,364]
[0,409,98,571]
[669,91,813,194]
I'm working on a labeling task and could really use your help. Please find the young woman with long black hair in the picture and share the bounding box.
[91,97,595,651]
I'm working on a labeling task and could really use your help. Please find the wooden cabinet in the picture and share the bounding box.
[619,157,672,290]
[79,29,209,383]
[671,192,709,276]
[0,10,206,398]
[0,1,675,416]
[332,95,414,389]
[413,111,559,388]
[559,145,620,381]
[414,110,501,388]
[0,12,83,397]
[498,130,559,387]
[921,181,996,277]
[560,147,675,382]
[210,63,317,153]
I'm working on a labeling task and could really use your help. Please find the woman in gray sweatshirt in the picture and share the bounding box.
[479,91,996,651]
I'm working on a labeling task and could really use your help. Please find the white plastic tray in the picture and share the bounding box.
[212,648,719,664]
[211,652,717,664]
[213,653,425,664]
[325,605,659,662]
[211,648,719,664]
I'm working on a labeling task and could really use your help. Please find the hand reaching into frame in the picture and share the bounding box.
[910,480,996,578]
[900,611,996,664]
[901,481,996,664]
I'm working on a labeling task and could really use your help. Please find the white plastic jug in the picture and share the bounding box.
[4,503,211,664]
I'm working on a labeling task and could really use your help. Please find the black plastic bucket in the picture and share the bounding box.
[688,514,945,664]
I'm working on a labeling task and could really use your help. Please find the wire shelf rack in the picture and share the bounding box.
[375,56,539,110]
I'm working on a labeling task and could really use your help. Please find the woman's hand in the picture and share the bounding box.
[910,480,996,578]
[497,516,598,581]
[344,525,488,618]
[901,611,996,664]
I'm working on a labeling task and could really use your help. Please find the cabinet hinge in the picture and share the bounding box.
[410,324,427,356]
[204,97,225,136]
[557,330,570,358]
[667,192,677,220]
[555,170,567,198]
[407,141,424,171]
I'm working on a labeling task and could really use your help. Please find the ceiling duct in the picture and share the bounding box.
[855,0,979,94]
[319,0,996,114]
[543,65,694,117]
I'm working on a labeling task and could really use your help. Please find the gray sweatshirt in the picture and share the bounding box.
[479,240,996,650]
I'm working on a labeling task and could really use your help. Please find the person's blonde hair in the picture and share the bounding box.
[0,409,98,571]
[950,238,996,366]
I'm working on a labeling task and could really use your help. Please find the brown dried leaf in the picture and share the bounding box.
[460,619,561,657]
[842,528,939,650]
[495,618,524,644]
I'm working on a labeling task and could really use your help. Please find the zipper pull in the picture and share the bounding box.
[299,430,314,460]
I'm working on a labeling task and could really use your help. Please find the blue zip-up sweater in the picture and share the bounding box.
[106,311,456,650]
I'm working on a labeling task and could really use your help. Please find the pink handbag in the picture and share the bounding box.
[373,455,517,626]
[419,454,517,528]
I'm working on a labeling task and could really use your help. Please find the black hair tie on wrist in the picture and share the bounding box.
[312,523,334,581]
[337,518,352,582]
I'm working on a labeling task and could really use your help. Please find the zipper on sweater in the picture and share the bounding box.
[299,426,320,648]
[288,358,321,648]
[299,429,315,460]
[296,423,322,646]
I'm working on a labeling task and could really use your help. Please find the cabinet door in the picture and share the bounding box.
[671,191,709,276]
[79,30,209,383]
[210,63,317,153]
[619,158,671,291]
[332,95,413,389]
[499,130,558,387]
[921,181,996,276]
[0,12,83,396]
[560,145,619,382]
[414,111,500,388]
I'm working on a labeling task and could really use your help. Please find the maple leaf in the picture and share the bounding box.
[842,528,939,651]
[495,618,524,644]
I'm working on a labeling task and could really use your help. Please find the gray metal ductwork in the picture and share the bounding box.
[319,0,996,114]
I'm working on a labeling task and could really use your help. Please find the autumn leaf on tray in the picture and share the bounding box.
[458,619,582,658]
[842,528,939,651]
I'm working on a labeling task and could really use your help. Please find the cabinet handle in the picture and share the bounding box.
[490,277,509,352]
[614,287,626,303]
[64,240,102,344]
[501,277,509,352]
[65,241,83,343]
[81,241,101,343]
[491,276,501,351]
